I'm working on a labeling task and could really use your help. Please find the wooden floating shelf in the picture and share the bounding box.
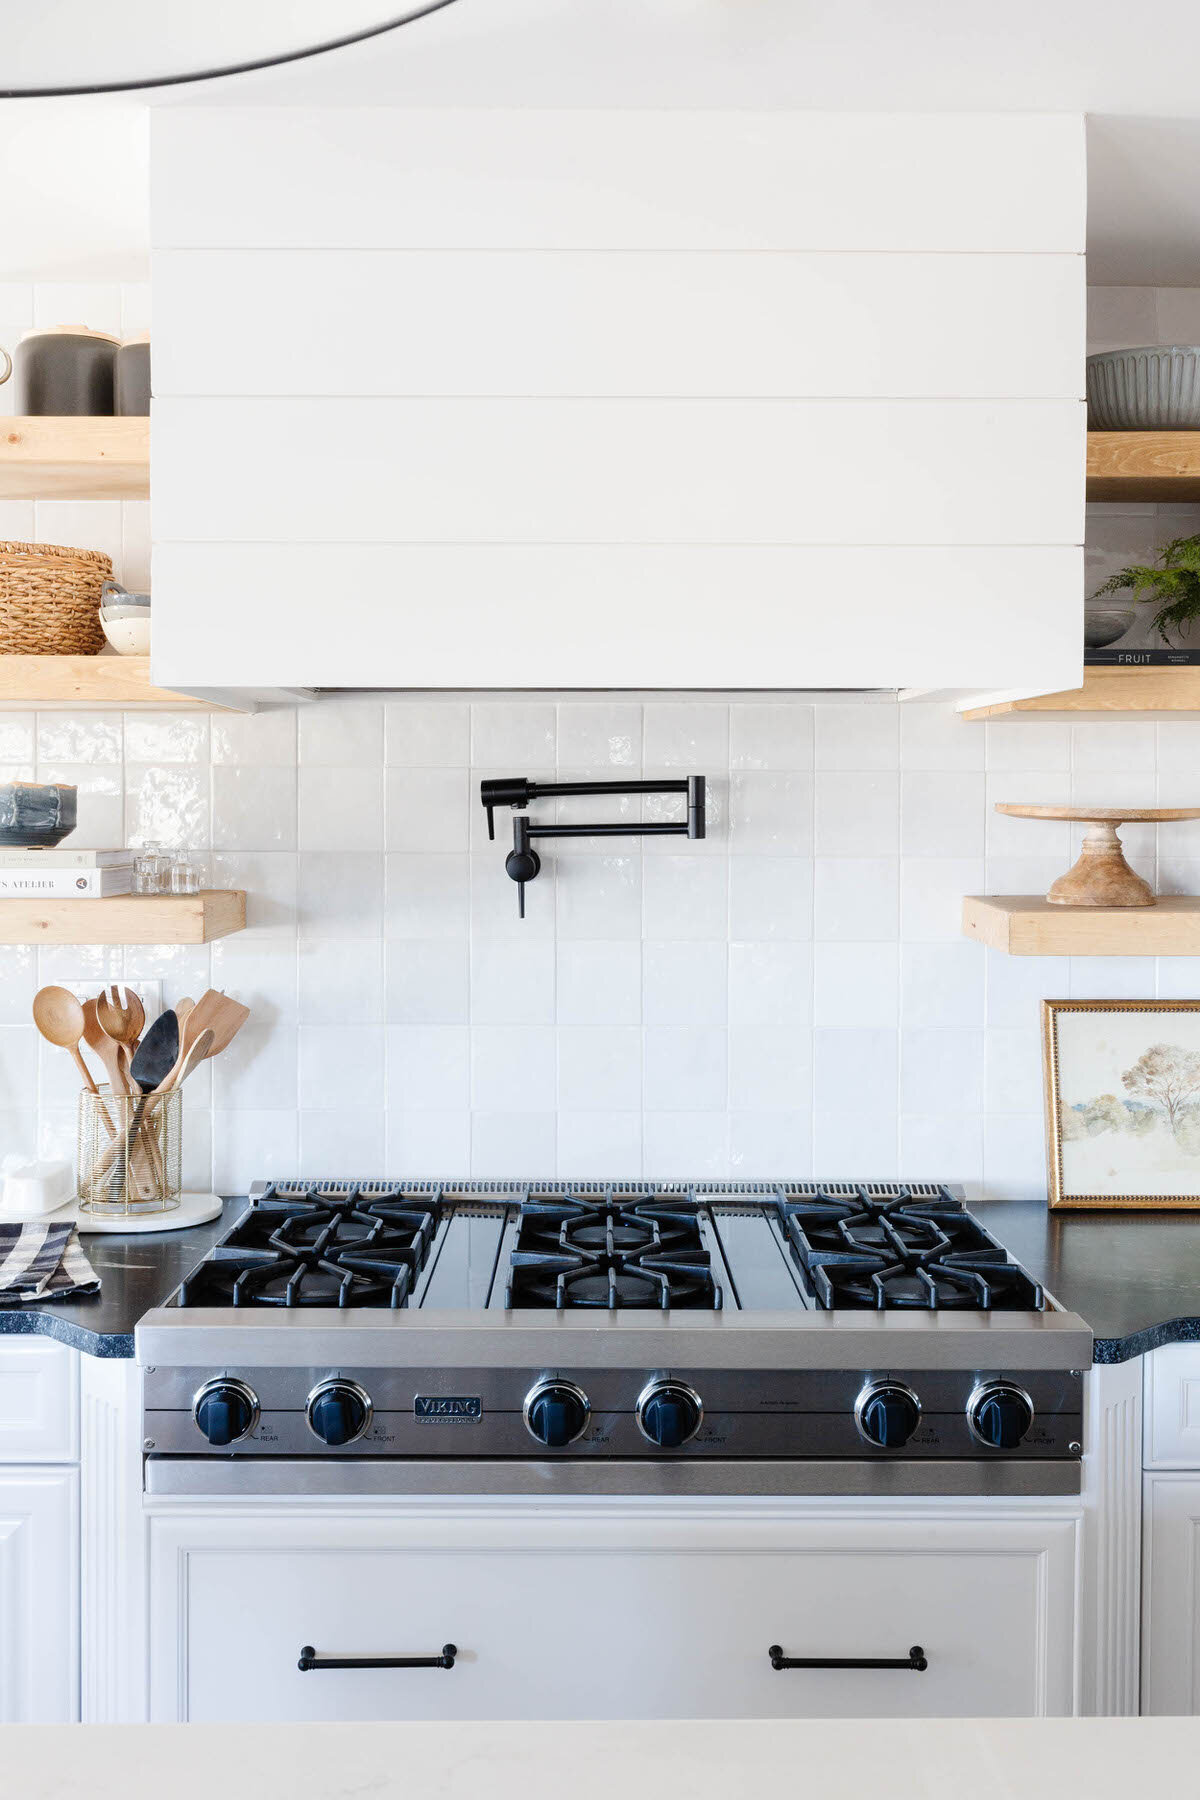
[0,890,246,946]
[0,416,149,499]
[963,893,1200,957]
[1088,430,1200,501]
[961,666,1200,719]
[0,655,231,712]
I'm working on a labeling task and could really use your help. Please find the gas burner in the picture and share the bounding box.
[176,1187,443,1310]
[779,1187,1044,1312]
[506,1195,723,1310]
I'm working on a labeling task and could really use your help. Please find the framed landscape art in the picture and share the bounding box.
[1043,998,1200,1210]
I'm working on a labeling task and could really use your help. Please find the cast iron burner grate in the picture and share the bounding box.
[505,1193,723,1310]
[177,1182,442,1309]
[777,1185,1044,1311]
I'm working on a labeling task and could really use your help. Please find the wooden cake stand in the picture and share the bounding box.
[994,805,1200,907]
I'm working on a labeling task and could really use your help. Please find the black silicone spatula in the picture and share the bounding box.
[129,1007,180,1096]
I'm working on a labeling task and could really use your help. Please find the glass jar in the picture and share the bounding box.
[76,1084,182,1215]
[169,851,200,895]
[134,844,170,895]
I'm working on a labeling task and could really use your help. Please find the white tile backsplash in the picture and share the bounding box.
[7,257,1197,1199]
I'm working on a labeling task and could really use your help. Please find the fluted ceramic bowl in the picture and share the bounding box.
[1087,346,1200,429]
[0,782,77,847]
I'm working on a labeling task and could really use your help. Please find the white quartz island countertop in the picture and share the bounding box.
[2,1718,1199,1798]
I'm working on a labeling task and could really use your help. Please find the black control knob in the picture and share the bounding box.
[855,1381,921,1450]
[193,1378,259,1447]
[968,1382,1034,1451]
[523,1379,589,1448]
[636,1379,703,1448]
[306,1380,372,1446]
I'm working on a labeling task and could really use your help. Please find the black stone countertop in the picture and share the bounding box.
[0,1201,239,1357]
[974,1199,1200,1363]
[2,1196,1197,1364]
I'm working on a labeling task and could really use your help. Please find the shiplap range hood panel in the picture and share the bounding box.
[149,108,1085,695]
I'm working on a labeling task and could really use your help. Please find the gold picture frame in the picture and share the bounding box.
[1043,998,1200,1211]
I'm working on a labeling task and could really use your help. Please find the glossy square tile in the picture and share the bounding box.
[123,714,209,765]
[557,1027,642,1111]
[298,1024,384,1110]
[210,851,298,939]
[900,772,985,858]
[387,1024,470,1110]
[814,704,898,771]
[814,771,899,856]
[728,857,813,941]
[813,1028,898,1117]
[900,1028,984,1114]
[642,1110,728,1178]
[556,855,641,940]
[36,713,122,765]
[385,854,469,940]
[900,857,984,943]
[387,1108,471,1174]
[210,709,297,766]
[728,1024,812,1112]
[34,762,123,850]
[900,703,984,772]
[125,763,209,849]
[983,720,1071,772]
[813,858,899,941]
[728,1111,812,1178]
[0,944,36,1024]
[301,1109,384,1180]
[470,937,555,1025]
[386,767,469,853]
[386,701,470,767]
[727,941,812,1026]
[900,942,985,1029]
[729,772,813,854]
[211,765,297,851]
[471,1024,556,1111]
[211,1024,298,1110]
[470,1111,557,1176]
[299,766,384,853]
[385,939,470,1024]
[642,704,728,769]
[729,703,813,771]
[299,939,384,1024]
[643,939,727,1026]
[0,713,34,763]
[641,855,727,940]
[643,1026,726,1111]
[297,852,382,937]
[471,702,556,767]
[813,942,899,1028]
[298,698,384,766]
[557,1111,643,1178]
[213,1110,300,1195]
[556,940,642,1025]
[557,703,641,768]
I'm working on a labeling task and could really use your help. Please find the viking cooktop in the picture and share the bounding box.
[169,1180,1046,1314]
[138,1182,1091,1500]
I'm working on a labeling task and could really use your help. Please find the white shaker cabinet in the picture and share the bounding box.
[149,108,1086,698]
[0,1342,79,1723]
[1141,1345,1200,1713]
[148,1501,1081,1722]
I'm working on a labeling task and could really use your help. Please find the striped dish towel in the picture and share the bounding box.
[0,1221,99,1301]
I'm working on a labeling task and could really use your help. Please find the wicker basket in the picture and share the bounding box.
[0,541,111,655]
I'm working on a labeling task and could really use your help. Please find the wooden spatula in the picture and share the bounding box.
[158,989,248,1089]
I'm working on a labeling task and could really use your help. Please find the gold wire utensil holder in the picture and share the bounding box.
[77,1084,182,1216]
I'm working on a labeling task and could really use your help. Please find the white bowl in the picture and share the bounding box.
[101,604,153,621]
[100,615,151,656]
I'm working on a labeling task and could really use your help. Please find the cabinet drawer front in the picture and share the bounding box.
[152,1510,1078,1721]
[1144,1346,1200,1468]
[0,1341,78,1463]
[0,1468,79,1722]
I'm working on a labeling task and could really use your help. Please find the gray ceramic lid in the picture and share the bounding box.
[18,324,119,344]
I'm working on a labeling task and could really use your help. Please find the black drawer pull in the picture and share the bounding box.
[769,1644,927,1672]
[298,1643,457,1672]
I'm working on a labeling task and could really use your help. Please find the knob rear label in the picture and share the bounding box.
[414,1395,483,1424]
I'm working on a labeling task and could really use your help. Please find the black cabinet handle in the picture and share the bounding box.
[298,1643,457,1672]
[768,1644,927,1672]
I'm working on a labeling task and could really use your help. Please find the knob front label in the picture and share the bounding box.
[413,1395,483,1424]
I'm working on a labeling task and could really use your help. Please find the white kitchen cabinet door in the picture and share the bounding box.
[0,1468,79,1723]
[150,107,1085,699]
[0,1340,78,1464]
[1142,1474,1200,1714]
[149,1503,1080,1722]
[1143,1346,1200,1469]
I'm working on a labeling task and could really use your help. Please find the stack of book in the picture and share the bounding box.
[0,848,134,898]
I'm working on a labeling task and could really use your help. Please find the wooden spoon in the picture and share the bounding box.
[32,986,98,1095]
[96,984,145,1091]
[81,998,131,1096]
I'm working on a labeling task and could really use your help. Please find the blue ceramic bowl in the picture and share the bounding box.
[0,783,78,847]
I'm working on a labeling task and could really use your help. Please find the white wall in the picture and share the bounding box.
[0,280,1191,1201]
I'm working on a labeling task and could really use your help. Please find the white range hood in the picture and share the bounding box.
[148,106,1086,701]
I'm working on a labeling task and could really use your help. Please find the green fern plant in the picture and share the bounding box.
[1092,535,1200,644]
